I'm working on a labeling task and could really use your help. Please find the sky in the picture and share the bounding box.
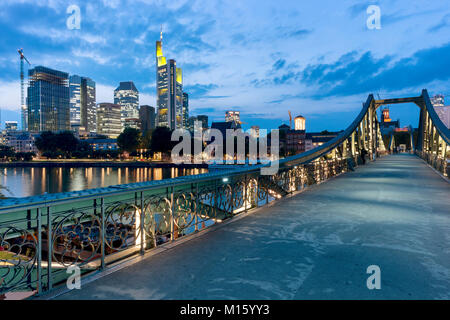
[0,0,449,132]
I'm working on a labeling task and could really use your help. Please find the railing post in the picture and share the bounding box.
[140,191,144,255]
[37,208,42,295]
[195,183,199,232]
[244,174,248,212]
[256,176,260,207]
[100,197,105,270]
[170,186,174,242]
[46,206,52,292]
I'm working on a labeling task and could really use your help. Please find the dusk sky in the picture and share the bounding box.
[0,0,449,132]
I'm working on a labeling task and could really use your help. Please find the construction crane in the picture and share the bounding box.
[18,48,31,131]
[288,110,292,129]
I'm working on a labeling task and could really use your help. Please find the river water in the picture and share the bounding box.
[0,166,207,198]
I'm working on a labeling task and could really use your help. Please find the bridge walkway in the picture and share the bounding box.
[53,154,450,299]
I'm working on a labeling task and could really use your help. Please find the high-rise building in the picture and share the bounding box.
[156,31,183,130]
[96,103,122,138]
[69,75,81,129]
[114,81,139,129]
[139,105,156,133]
[183,92,189,129]
[27,66,70,133]
[70,75,96,134]
[197,115,209,130]
[225,111,240,124]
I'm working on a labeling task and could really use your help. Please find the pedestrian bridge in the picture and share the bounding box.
[0,89,449,299]
[54,154,450,299]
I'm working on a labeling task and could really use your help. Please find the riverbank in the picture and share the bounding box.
[0,160,208,169]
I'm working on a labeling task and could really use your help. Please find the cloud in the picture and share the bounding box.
[0,80,21,110]
[301,42,450,98]
[428,13,450,32]
[71,49,111,65]
[183,83,219,99]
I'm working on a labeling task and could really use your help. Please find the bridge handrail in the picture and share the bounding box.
[0,96,375,213]
[422,89,450,145]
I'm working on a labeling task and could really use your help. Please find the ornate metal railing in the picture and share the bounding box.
[0,157,351,298]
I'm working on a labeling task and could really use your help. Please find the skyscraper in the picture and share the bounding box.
[70,75,96,134]
[183,92,189,129]
[156,31,183,130]
[96,103,122,138]
[27,66,70,133]
[139,105,156,133]
[114,81,139,129]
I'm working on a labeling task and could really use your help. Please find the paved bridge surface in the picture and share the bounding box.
[54,154,450,300]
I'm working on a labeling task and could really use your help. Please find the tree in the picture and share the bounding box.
[117,127,142,153]
[140,129,153,150]
[150,127,174,154]
[0,145,14,160]
[35,131,58,153]
[35,131,79,158]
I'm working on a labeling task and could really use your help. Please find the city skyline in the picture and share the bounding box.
[0,1,449,132]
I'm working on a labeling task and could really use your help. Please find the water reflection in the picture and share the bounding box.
[0,167,207,198]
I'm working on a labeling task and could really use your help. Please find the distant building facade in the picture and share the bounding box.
[139,105,156,133]
[27,66,70,133]
[431,94,450,129]
[305,131,340,152]
[5,121,18,132]
[380,107,400,135]
[225,111,240,124]
[69,75,96,134]
[189,115,209,133]
[250,125,260,138]
[84,138,118,151]
[96,103,122,138]
[114,81,139,129]
[286,130,306,154]
[124,118,141,130]
[0,131,37,153]
[197,115,209,130]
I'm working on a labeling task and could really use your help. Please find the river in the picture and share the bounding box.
[0,166,207,198]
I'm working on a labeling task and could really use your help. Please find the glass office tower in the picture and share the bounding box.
[114,81,139,130]
[156,32,183,130]
[70,75,96,134]
[183,92,189,129]
[96,103,122,138]
[27,66,70,133]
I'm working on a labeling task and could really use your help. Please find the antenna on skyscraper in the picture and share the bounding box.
[160,24,163,42]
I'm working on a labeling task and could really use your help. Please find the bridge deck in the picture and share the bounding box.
[54,154,450,300]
